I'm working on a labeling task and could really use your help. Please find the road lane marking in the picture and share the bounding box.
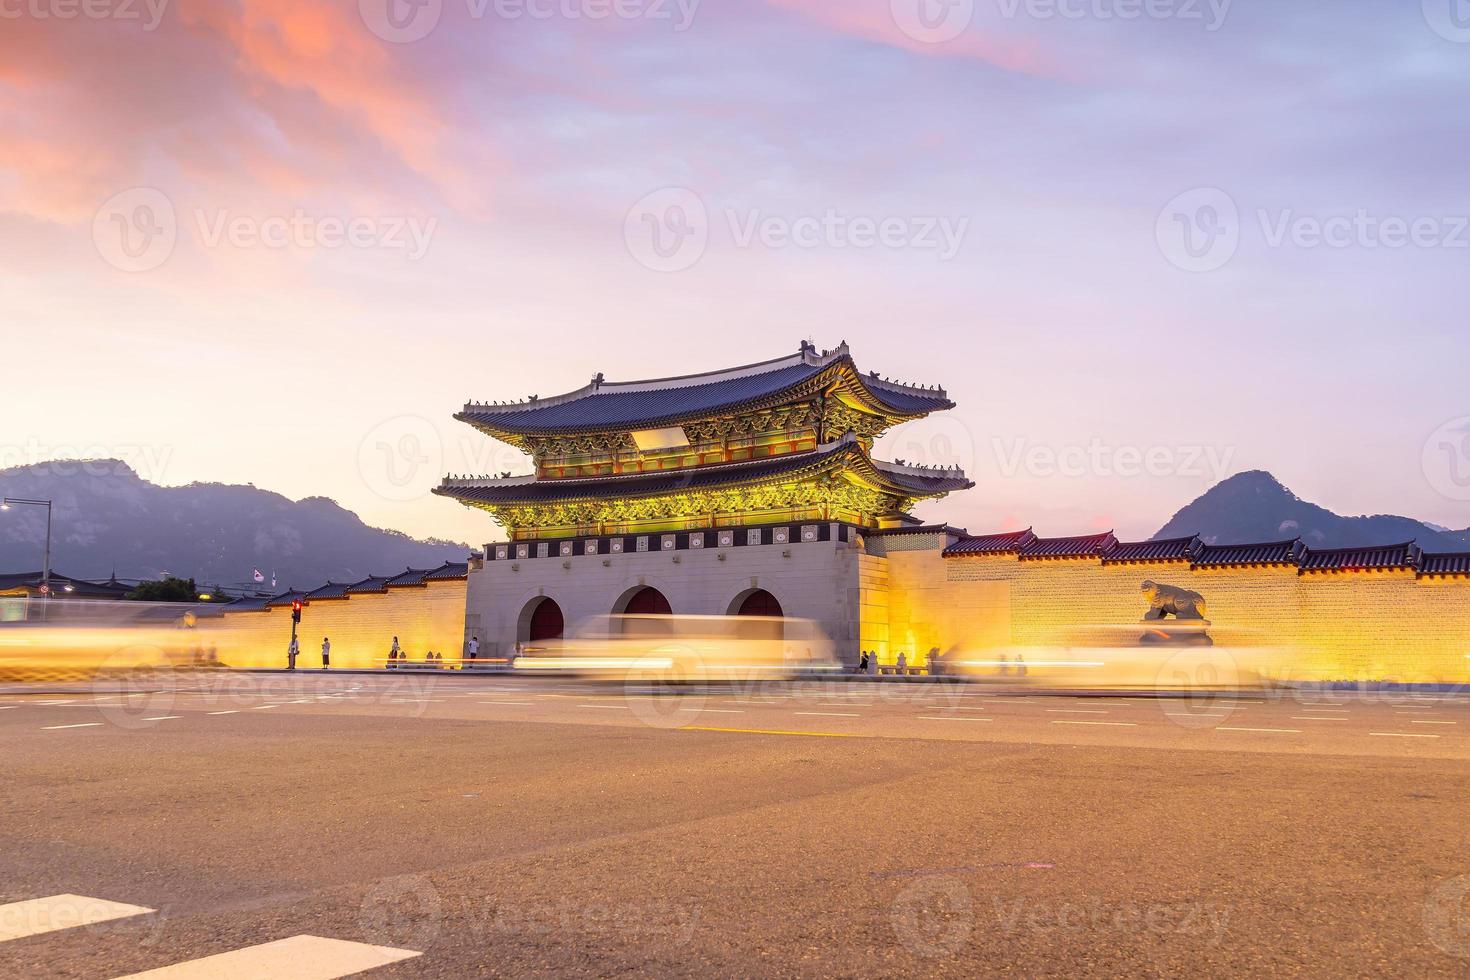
[794,711,859,717]
[479,701,534,706]
[0,894,155,942]
[206,711,238,716]
[1051,720,1137,727]
[578,705,629,710]
[252,705,278,710]
[1370,732,1441,738]
[679,708,744,713]
[1291,716,1349,721]
[1411,720,1458,725]
[1046,709,1108,714]
[682,726,862,739]
[110,934,421,979]
[42,723,103,731]
[917,716,993,722]
[1217,727,1301,734]
[142,716,181,722]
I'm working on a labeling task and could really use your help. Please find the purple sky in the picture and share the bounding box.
[3,0,1468,546]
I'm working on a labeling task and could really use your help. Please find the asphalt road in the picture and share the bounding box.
[3,673,1470,977]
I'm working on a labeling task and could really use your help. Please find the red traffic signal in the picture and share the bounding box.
[291,600,303,623]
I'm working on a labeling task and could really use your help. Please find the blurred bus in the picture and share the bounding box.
[0,599,220,683]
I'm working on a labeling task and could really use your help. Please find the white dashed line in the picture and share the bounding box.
[0,894,154,942]
[41,723,103,730]
[1291,716,1348,721]
[1046,709,1109,714]
[1411,720,1458,725]
[252,705,279,710]
[479,701,534,706]
[142,716,181,722]
[206,711,238,716]
[1370,732,1440,738]
[794,712,859,717]
[918,716,994,722]
[578,704,629,710]
[1217,727,1301,734]
[111,934,421,979]
[1050,720,1137,727]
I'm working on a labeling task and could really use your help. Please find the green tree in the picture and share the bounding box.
[126,576,200,602]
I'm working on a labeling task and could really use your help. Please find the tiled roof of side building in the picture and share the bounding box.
[1191,539,1303,567]
[262,589,310,608]
[1102,536,1201,564]
[305,582,353,600]
[1298,541,1421,573]
[1017,531,1117,560]
[455,343,952,435]
[943,528,1037,556]
[438,438,970,505]
[224,595,272,611]
[1418,552,1470,576]
[424,561,470,581]
[386,567,431,587]
[346,575,393,594]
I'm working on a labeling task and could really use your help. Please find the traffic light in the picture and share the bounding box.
[291,600,302,623]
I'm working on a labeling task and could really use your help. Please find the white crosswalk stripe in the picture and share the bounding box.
[0,894,154,942]
[110,934,421,979]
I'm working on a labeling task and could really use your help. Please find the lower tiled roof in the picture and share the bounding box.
[1191,539,1303,567]
[1298,542,1420,573]
[1018,532,1117,560]
[1103,536,1201,564]
[943,529,1036,557]
[1419,552,1470,576]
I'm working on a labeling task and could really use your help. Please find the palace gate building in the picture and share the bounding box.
[434,342,1470,681]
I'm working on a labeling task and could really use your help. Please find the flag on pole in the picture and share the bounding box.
[252,568,265,583]
[271,572,277,589]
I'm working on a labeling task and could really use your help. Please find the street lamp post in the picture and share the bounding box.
[1,497,54,602]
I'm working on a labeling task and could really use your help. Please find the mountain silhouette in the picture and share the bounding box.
[1154,470,1470,550]
[0,459,470,590]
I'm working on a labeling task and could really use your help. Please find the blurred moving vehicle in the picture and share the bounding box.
[0,599,219,683]
[514,613,839,682]
[940,623,1281,691]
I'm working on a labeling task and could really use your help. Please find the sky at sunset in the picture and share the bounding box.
[3,0,1469,550]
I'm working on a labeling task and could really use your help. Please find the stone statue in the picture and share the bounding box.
[1141,580,1208,621]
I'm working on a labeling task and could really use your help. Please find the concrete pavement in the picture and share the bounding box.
[3,674,1469,976]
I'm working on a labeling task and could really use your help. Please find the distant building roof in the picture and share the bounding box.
[943,529,1037,557]
[455,343,952,436]
[1191,539,1303,568]
[1018,532,1117,560]
[0,571,133,598]
[1103,536,1201,564]
[1418,552,1470,577]
[1298,542,1420,573]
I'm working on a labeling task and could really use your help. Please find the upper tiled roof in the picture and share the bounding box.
[346,575,393,594]
[263,589,309,608]
[224,595,272,611]
[1103,536,1201,564]
[1418,552,1470,576]
[455,343,952,435]
[386,567,432,587]
[1298,542,1420,573]
[438,437,971,505]
[1191,539,1303,567]
[943,529,1037,557]
[1018,531,1117,560]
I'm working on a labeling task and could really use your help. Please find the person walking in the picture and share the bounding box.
[321,636,331,670]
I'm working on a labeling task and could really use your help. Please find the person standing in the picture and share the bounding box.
[287,635,299,671]
[858,651,869,674]
[467,636,479,666]
[389,635,400,670]
[321,636,331,670]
